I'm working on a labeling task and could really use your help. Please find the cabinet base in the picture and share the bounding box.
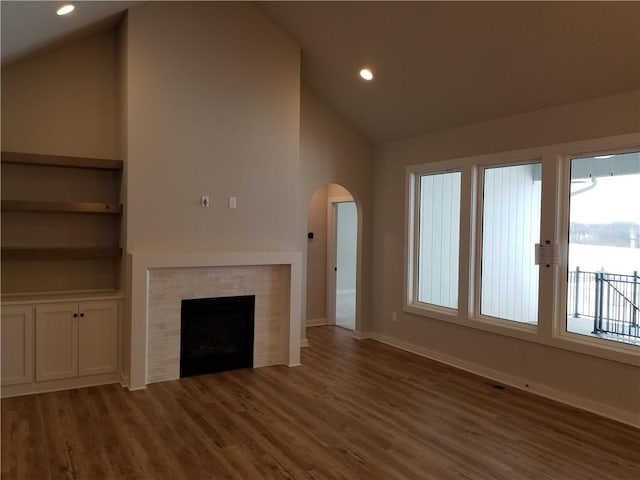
[1,372,121,398]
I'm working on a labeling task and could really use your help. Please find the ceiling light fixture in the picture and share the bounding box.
[56,4,75,16]
[359,68,373,81]
[594,155,614,159]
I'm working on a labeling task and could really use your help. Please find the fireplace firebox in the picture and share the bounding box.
[180,295,255,378]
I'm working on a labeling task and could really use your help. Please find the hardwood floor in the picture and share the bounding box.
[2,326,639,479]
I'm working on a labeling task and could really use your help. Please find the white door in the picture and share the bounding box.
[332,202,357,330]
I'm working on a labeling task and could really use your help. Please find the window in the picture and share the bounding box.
[479,163,541,324]
[417,172,461,309]
[406,164,462,315]
[406,133,639,365]
[566,151,640,345]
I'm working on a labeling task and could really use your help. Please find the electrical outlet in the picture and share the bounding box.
[228,196,237,209]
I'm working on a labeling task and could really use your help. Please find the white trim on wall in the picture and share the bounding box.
[367,332,639,428]
[306,317,328,327]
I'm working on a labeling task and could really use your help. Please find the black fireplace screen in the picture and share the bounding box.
[180,295,255,378]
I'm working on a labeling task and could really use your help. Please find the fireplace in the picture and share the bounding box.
[180,295,255,378]
[132,252,301,389]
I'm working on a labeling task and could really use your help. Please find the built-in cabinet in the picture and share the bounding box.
[35,303,79,382]
[1,151,124,397]
[1,296,121,397]
[76,302,120,377]
[35,301,119,381]
[1,306,34,386]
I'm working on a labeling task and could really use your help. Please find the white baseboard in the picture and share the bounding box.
[119,373,130,388]
[352,330,369,340]
[368,332,639,428]
[1,373,120,398]
[300,338,309,347]
[306,318,328,327]
[127,385,147,391]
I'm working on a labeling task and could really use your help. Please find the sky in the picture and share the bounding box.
[570,173,640,224]
[569,168,640,273]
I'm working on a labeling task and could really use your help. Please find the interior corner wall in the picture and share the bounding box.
[1,30,119,158]
[124,2,300,253]
[372,89,640,420]
[117,14,131,384]
[300,84,373,333]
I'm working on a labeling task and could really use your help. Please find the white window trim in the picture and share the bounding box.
[405,159,465,323]
[551,139,640,355]
[472,156,543,330]
[405,132,640,367]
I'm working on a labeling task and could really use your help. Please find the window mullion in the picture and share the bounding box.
[458,164,474,322]
[538,151,562,340]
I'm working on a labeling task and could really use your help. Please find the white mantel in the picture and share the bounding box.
[128,251,302,390]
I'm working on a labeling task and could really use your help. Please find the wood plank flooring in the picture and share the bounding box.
[2,326,639,479]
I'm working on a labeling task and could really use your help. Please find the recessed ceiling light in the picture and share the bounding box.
[359,68,373,81]
[594,155,614,159]
[56,4,75,16]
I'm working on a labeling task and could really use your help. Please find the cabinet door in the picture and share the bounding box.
[35,303,78,381]
[78,301,119,376]
[1,306,34,386]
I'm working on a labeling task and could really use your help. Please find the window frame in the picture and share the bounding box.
[404,133,640,367]
[553,143,640,351]
[472,157,543,331]
[405,160,465,322]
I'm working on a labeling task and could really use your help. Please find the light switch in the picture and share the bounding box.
[228,196,237,209]
[201,195,210,208]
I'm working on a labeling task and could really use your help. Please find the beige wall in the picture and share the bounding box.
[300,85,373,334]
[327,183,353,199]
[1,30,119,159]
[372,89,640,420]
[306,185,328,323]
[124,2,301,253]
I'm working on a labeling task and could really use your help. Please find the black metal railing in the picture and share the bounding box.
[568,268,639,338]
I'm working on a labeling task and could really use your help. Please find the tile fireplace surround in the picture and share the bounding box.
[128,252,302,390]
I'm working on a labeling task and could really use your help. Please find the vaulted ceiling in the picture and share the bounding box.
[2,1,639,143]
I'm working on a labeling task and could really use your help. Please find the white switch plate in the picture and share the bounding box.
[201,195,210,208]
[228,196,237,209]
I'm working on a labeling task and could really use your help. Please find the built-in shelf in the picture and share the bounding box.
[2,151,123,293]
[1,151,123,171]
[1,289,124,306]
[2,200,122,214]
[1,247,122,261]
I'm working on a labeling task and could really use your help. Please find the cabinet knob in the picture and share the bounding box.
[73,313,78,318]
[80,313,85,318]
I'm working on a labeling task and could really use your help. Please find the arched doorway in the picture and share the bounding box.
[306,183,359,332]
